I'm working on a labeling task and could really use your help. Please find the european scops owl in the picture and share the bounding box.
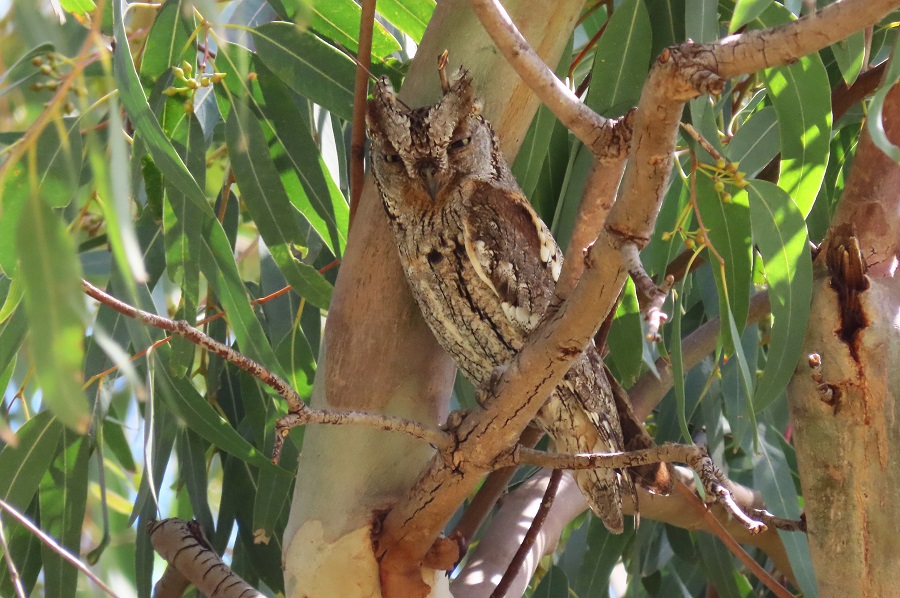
[366,67,637,532]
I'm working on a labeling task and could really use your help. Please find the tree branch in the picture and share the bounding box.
[490,469,562,598]
[149,518,263,598]
[80,280,452,460]
[505,444,764,533]
[0,498,117,598]
[467,0,633,159]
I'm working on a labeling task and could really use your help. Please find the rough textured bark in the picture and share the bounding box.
[281,2,583,596]
[787,82,900,597]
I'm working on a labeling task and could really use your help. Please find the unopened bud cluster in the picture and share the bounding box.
[162,60,226,98]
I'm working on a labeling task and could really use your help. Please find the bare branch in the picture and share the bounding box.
[349,0,377,226]
[453,467,795,598]
[468,0,632,159]
[0,498,117,598]
[750,509,807,533]
[0,514,26,598]
[622,242,672,341]
[555,158,627,300]
[80,280,452,463]
[714,0,900,79]
[274,409,451,461]
[673,483,794,598]
[504,443,764,534]
[149,518,263,598]
[491,469,562,598]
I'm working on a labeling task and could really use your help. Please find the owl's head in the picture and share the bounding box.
[366,68,504,213]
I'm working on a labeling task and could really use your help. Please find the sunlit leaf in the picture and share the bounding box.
[289,0,401,57]
[17,197,90,432]
[252,22,356,121]
[376,0,435,42]
[756,5,832,216]
[746,182,812,412]
[585,0,652,117]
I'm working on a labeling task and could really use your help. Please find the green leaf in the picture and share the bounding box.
[0,412,64,508]
[154,364,288,475]
[375,0,435,42]
[257,67,349,256]
[572,517,634,595]
[533,564,570,597]
[685,0,718,43]
[160,107,206,376]
[39,431,90,598]
[138,0,196,86]
[88,97,149,292]
[670,276,692,443]
[17,197,90,432]
[114,0,279,370]
[724,305,757,444]
[696,534,743,598]
[175,429,215,534]
[867,32,900,161]
[275,323,317,401]
[585,0,652,117]
[291,0,401,58]
[0,116,83,275]
[252,22,356,121]
[725,106,779,178]
[746,182,812,412]
[607,277,643,386]
[756,5,832,216]
[226,104,334,309]
[0,304,27,378]
[831,31,866,86]
[753,424,818,598]
[695,176,752,353]
[0,500,43,597]
[60,0,95,13]
[730,0,770,33]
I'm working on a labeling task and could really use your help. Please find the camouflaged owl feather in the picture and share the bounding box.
[367,68,656,532]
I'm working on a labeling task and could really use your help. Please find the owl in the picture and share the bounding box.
[366,67,637,533]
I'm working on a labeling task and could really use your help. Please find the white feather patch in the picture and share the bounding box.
[462,222,500,299]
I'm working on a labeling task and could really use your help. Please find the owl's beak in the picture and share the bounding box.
[419,164,439,200]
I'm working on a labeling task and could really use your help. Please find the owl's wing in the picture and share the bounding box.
[459,180,563,332]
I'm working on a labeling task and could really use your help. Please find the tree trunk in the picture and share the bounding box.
[788,81,900,598]
[280,2,585,595]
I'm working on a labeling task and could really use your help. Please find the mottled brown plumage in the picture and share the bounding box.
[366,68,640,532]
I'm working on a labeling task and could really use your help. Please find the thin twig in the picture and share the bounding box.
[674,484,795,598]
[80,280,452,463]
[490,469,562,598]
[749,509,806,533]
[468,0,631,159]
[621,242,672,341]
[349,0,377,227]
[0,498,118,598]
[505,444,765,534]
[0,514,26,598]
[451,426,544,545]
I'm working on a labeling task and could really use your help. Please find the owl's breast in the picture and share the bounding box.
[392,210,526,385]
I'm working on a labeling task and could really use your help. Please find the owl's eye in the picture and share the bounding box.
[383,153,401,163]
[449,137,472,151]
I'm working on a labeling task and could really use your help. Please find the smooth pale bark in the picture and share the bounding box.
[281,2,584,596]
[787,82,900,597]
